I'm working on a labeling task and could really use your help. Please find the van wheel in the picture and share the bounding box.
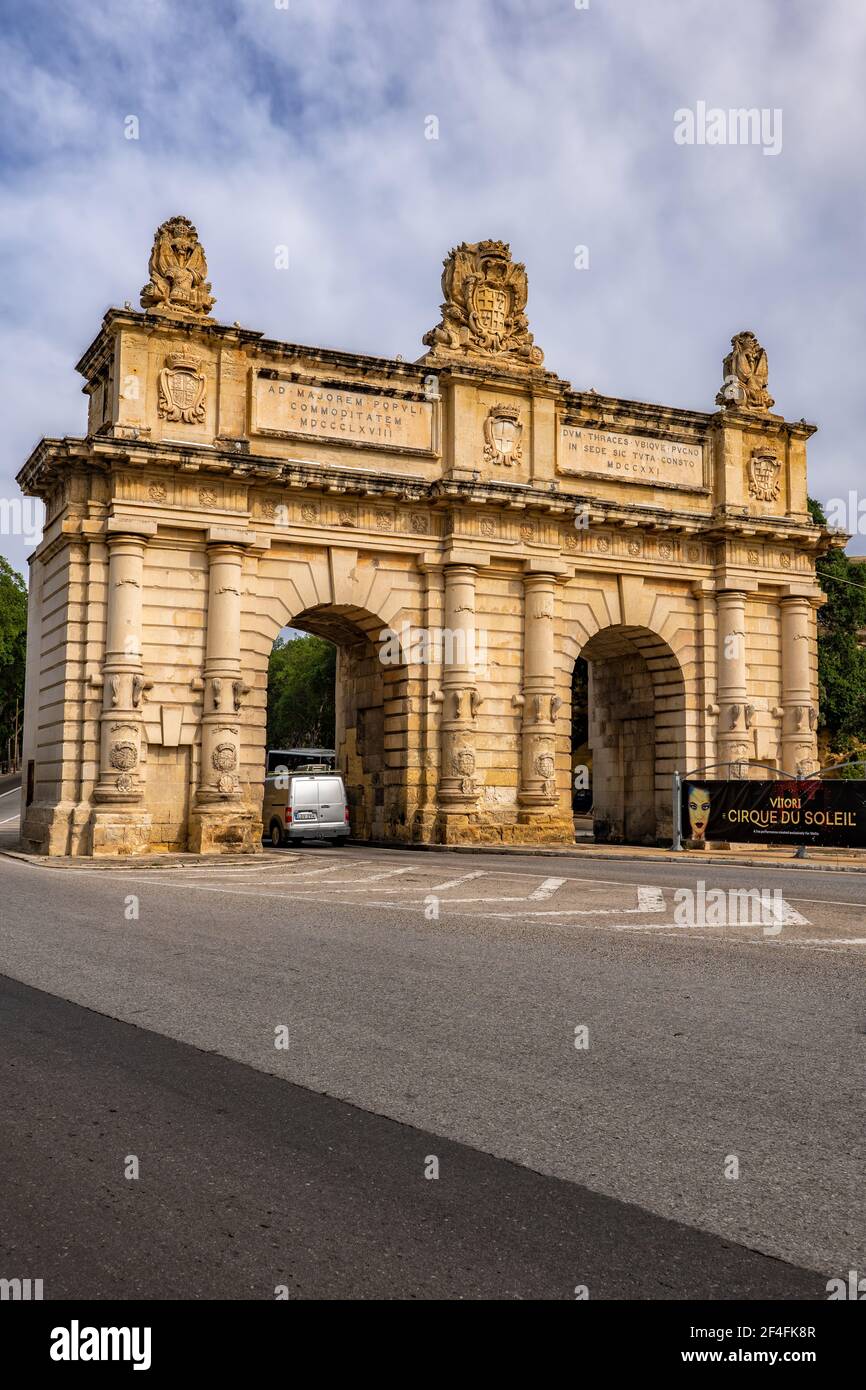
[334,836,347,847]
[268,820,284,848]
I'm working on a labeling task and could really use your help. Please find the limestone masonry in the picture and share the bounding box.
[16,217,838,855]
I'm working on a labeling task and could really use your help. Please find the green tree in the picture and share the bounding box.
[808,497,866,762]
[267,633,336,749]
[0,557,27,765]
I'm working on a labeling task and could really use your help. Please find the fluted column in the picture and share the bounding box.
[780,594,818,774]
[518,570,559,810]
[716,589,750,774]
[437,562,481,806]
[93,531,148,805]
[197,541,245,804]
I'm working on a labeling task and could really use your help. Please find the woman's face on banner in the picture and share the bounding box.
[687,786,711,839]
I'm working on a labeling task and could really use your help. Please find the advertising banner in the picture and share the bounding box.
[682,778,866,848]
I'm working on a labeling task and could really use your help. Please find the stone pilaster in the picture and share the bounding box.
[189,533,256,853]
[437,560,482,821]
[515,562,574,841]
[90,521,153,855]
[779,593,819,774]
[715,589,751,775]
[414,554,444,842]
[517,570,558,812]
[691,579,717,776]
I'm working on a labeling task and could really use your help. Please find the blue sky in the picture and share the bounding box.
[3,0,866,573]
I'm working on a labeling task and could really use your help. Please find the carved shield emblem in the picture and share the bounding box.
[158,351,206,424]
[168,371,200,410]
[492,416,517,454]
[110,740,138,772]
[472,284,509,339]
[483,404,523,467]
[453,748,475,777]
[212,742,238,773]
[748,449,781,502]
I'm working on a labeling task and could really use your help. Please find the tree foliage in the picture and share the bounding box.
[0,557,27,759]
[808,497,866,758]
[267,633,336,749]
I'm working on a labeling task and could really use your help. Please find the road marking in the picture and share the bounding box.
[331,866,417,884]
[781,894,866,910]
[428,870,488,891]
[637,885,665,910]
[528,876,566,900]
[276,864,351,879]
[156,864,293,878]
[429,895,542,904]
[769,899,810,925]
[485,887,667,920]
[488,906,663,919]
[0,787,20,799]
[0,815,20,825]
[787,937,866,946]
[612,922,707,932]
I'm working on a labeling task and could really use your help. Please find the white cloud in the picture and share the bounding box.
[3,0,865,575]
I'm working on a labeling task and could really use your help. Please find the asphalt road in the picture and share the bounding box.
[0,972,827,1300]
[0,778,21,852]
[1,842,865,1297]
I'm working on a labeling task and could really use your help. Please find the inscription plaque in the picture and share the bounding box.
[559,425,704,488]
[252,376,436,454]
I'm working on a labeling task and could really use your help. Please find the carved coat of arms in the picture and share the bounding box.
[534,754,555,780]
[212,742,238,773]
[423,240,544,367]
[748,449,781,502]
[158,350,206,424]
[109,741,138,772]
[140,215,215,317]
[483,403,523,467]
[451,746,477,795]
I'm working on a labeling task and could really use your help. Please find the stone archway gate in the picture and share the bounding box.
[16,216,836,855]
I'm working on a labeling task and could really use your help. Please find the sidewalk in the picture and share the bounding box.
[355,838,866,873]
[4,838,866,873]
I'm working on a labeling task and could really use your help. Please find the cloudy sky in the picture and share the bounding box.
[3,0,865,574]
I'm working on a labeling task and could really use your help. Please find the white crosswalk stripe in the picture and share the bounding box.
[528,876,566,901]
[428,870,488,891]
[637,885,665,911]
[339,866,416,884]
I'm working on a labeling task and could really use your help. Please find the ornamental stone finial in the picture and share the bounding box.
[716,330,774,411]
[422,239,543,368]
[140,215,216,318]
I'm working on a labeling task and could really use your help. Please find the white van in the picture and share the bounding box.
[262,771,350,847]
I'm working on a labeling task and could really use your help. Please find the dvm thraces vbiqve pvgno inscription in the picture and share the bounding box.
[559,426,703,487]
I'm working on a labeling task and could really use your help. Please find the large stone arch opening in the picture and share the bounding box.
[572,625,687,845]
[264,603,410,842]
